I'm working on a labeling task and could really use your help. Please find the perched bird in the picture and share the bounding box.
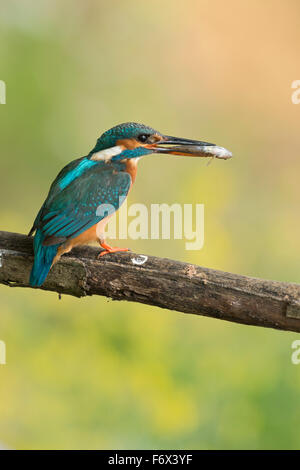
[29,122,232,286]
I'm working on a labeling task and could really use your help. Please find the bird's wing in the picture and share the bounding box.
[35,163,131,246]
[28,157,87,237]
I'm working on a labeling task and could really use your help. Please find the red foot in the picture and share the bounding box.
[98,241,129,258]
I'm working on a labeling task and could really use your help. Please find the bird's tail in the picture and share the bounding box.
[29,230,59,287]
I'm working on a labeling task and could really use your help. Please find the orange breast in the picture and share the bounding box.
[125,158,138,185]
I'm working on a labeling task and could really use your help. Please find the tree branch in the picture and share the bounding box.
[0,230,299,333]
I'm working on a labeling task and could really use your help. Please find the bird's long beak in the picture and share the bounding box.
[152,135,232,160]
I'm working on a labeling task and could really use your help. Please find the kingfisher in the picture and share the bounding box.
[29,122,232,287]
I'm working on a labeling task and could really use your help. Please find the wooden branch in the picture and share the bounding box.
[0,230,300,333]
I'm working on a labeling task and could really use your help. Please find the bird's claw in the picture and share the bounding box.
[98,247,129,258]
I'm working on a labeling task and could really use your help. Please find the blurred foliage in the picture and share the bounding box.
[0,0,300,449]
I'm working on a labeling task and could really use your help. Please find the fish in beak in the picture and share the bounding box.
[152,136,232,160]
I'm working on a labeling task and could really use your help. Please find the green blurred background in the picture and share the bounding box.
[1,0,300,450]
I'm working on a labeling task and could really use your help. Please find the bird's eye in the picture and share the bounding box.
[138,134,149,143]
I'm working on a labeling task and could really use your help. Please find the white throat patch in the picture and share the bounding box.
[90,145,123,162]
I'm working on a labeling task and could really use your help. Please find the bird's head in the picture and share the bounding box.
[89,122,232,162]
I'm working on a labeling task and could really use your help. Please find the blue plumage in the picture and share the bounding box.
[29,157,132,286]
[29,230,60,287]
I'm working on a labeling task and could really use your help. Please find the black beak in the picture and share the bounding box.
[153,135,232,160]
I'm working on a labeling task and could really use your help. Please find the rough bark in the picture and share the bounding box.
[0,231,300,333]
